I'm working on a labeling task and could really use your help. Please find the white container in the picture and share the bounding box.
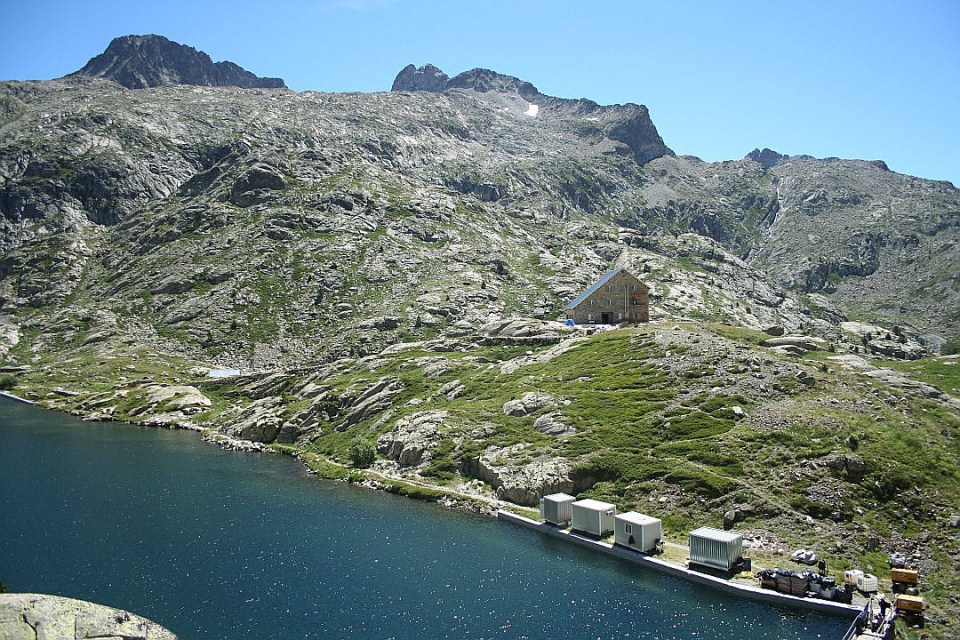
[857,573,879,593]
[614,512,662,552]
[570,499,616,536]
[540,493,576,526]
[688,527,743,571]
[844,569,864,587]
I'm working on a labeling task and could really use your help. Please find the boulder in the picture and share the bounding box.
[533,411,576,436]
[358,316,401,331]
[230,163,287,205]
[503,392,557,417]
[438,379,465,400]
[761,335,828,351]
[0,593,177,639]
[866,338,926,360]
[479,317,572,340]
[769,344,807,357]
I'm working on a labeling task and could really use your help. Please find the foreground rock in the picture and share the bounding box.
[0,593,177,639]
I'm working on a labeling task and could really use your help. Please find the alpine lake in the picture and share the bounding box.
[0,397,853,639]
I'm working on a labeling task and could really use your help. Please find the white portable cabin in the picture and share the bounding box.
[614,512,662,552]
[688,527,743,571]
[540,493,576,526]
[570,499,616,537]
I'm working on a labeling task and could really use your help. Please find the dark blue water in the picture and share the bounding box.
[0,397,852,639]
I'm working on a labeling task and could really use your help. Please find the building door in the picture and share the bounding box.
[601,312,612,324]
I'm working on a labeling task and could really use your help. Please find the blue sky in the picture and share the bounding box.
[2,0,958,186]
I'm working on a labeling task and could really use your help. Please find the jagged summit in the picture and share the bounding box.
[392,63,542,100]
[746,148,790,169]
[391,64,449,92]
[392,63,673,165]
[69,35,286,90]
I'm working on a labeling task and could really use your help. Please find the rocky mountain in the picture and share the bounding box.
[1,37,959,636]
[68,35,286,89]
[392,63,673,165]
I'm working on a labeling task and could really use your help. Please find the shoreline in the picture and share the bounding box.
[497,509,864,620]
[3,395,885,637]
[3,394,510,517]
[0,395,896,636]
[0,390,35,405]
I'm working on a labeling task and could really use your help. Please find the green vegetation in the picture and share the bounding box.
[0,374,18,390]
[942,338,960,356]
[348,436,377,468]
[879,356,960,395]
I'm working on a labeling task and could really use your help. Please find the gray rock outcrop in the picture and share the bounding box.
[460,445,573,505]
[377,410,447,466]
[862,368,947,400]
[127,384,211,418]
[502,392,558,417]
[0,316,19,360]
[336,377,404,430]
[391,64,449,92]
[0,593,177,640]
[533,411,576,436]
[479,318,573,341]
[746,148,790,169]
[761,335,828,351]
[225,395,287,443]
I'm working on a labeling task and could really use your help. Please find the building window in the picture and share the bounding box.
[587,313,593,322]
[625,523,633,534]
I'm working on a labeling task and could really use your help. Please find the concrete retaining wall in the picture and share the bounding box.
[497,510,862,618]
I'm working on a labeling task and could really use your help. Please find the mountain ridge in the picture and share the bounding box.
[392,63,673,166]
[68,34,287,89]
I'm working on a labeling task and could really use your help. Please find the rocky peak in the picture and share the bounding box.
[391,63,449,92]
[746,148,790,169]
[392,64,540,100]
[68,34,286,90]
[445,67,541,100]
[391,63,672,164]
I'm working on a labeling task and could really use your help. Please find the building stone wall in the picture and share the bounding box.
[565,270,649,324]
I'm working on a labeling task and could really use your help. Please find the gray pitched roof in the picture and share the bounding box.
[563,267,625,310]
